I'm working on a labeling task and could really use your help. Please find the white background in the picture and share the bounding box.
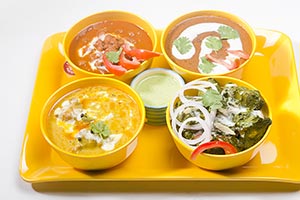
[1,0,300,199]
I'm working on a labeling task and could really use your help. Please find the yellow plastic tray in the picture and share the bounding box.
[19,30,300,191]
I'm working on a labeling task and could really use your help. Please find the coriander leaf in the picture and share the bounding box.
[105,48,122,64]
[202,88,223,110]
[218,25,239,39]
[173,36,192,54]
[198,57,215,74]
[90,121,111,139]
[205,36,222,51]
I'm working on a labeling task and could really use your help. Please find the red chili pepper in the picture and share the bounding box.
[205,54,239,70]
[190,141,238,160]
[226,50,250,60]
[119,51,141,70]
[102,53,127,76]
[232,58,240,69]
[123,44,161,60]
[63,61,75,75]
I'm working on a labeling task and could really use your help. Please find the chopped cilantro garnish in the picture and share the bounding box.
[218,25,239,40]
[198,57,215,74]
[105,48,122,64]
[205,36,222,51]
[173,36,192,54]
[81,113,94,122]
[90,121,111,139]
[202,88,223,110]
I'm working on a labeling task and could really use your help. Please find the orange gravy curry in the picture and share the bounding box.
[69,20,153,74]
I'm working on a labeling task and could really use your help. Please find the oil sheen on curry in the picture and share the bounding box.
[47,85,141,155]
[165,16,252,74]
[69,20,153,75]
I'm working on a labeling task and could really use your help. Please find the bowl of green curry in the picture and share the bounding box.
[166,76,272,170]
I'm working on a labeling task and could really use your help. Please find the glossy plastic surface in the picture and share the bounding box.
[19,30,300,188]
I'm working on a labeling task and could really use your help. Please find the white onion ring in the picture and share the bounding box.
[170,79,219,114]
[171,101,212,130]
[184,80,218,91]
[178,85,207,104]
[177,117,212,146]
[169,80,220,148]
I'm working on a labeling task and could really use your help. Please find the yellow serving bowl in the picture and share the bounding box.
[161,10,257,82]
[40,77,145,170]
[166,76,272,170]
[63,10,158,82]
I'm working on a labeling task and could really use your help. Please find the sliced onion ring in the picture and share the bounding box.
[177,117,212,146]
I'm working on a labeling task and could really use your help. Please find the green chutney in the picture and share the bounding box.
[134,73,182,107]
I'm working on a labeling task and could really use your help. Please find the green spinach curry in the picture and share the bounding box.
[169,78,272,155]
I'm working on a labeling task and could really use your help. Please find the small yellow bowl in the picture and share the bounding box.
[63,10,158,82]
[161,10,256,82]
[166,76,272,170]
[40,77,145,170]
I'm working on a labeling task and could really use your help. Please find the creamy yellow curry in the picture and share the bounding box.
[47,85,141,155]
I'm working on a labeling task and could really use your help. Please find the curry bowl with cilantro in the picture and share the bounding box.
[63,10,160,82]
[161,10,256,81]
[166,76,272,170]
[40,77,145,170]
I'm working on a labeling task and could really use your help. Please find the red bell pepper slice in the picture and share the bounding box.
[63,61,75,75]
[205,54,239,70]
[119,51,141,70]
[102,53,127,76]
[123,44,161,60]
[226,49,250,60]
[190,141,238,160]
